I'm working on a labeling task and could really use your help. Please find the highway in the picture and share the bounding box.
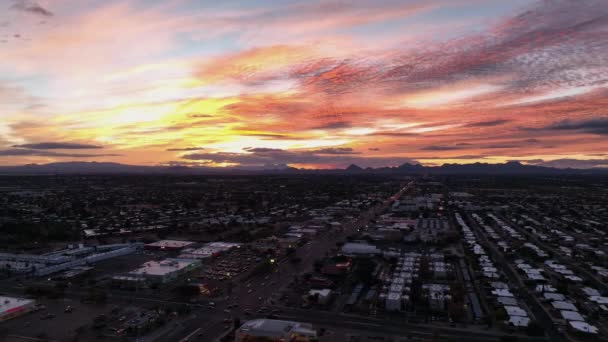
[168,182,414,342]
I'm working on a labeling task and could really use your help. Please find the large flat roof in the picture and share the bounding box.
[144,240,195,249]
[0,296,35,315]
[130,258,198,276]
[237,319,316,339]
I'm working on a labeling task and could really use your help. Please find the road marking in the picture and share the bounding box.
[7,335,57,342]
[343,320,381,327]
[179,328,201,342]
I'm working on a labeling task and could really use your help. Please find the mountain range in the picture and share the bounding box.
[0,161,606,175]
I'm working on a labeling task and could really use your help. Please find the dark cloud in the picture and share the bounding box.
[311,121,352,130]
[0,149,119,157]
[465,119,511,127]
[10,0,53,17]
[529,158,608,169]
[368,147,380,151]
[372,131,418,137]
[311,147,359,155]
[544,117,608,135]
[485,144,519,149]
[188,114,214,118]
[420,145,465,151]
[419,155,488,160]
[421,139,545,151]
[182,148,417,168]
[243,147,284,153]
[13,142,103,150]
[166,147,205,152]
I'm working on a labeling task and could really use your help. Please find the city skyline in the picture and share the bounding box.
[1,0,607,169]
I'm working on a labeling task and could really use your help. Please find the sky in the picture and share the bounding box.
[0,0,607,169]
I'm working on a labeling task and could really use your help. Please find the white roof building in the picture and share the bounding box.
[492,289,514,297]
[582,287,600,297]
[129,258,200,283]
[341,242,380,256]
[0,296,36,322]
[560,310,584,322]
[589,296,608,305]
[552,301,578,311]
[504,305,527,317]
[568,321,598,334]
[543,293,566,301]
[144,239,195,250]
[235,319,317,342]
[508,316,530,327]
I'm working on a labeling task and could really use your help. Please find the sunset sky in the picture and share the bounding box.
[1,0,607,169]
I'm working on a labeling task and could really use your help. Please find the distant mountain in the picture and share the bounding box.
[345,161,607,175]
[0,162,206,175]
[345,164,363,172]
[0,160,606,175]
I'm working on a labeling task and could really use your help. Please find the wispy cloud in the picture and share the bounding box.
[10,0,53,17]
[1,0,606,168]
[12,142,103,149]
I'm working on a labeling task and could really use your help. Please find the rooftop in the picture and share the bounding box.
[0,296,35,315]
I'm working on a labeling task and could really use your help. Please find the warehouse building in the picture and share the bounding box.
[0,296,35,322]
[144,240,196,251]
[127,258,201,284]
[235,319,317,342]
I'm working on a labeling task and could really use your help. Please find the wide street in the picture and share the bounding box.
[167,183,414,342]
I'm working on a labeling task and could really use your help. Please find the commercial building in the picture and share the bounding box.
[127,258,201,284]
[144,240,196,251]
[179,242,240,259]
[423,284,451,311]
[0,296,35,322]
[0,243,142,276]
[341,242,380,256]
[308,289,332,305]
[235,319,317,342]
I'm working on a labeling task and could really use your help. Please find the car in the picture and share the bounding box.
[247,289,253,294]
[40,313,55,320]
[223,318,232,323]
[224,309,231,314]
[258,297,263,301]
[64,306,74,313]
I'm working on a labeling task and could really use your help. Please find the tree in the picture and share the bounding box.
[354,259,376,284]
[525,321,545,336]
[175,284,200,298]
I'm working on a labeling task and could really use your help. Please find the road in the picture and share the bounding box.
[268,305,548,342]
[463,212,567,342]
[167,182,414,342]
[497,213,608,294]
